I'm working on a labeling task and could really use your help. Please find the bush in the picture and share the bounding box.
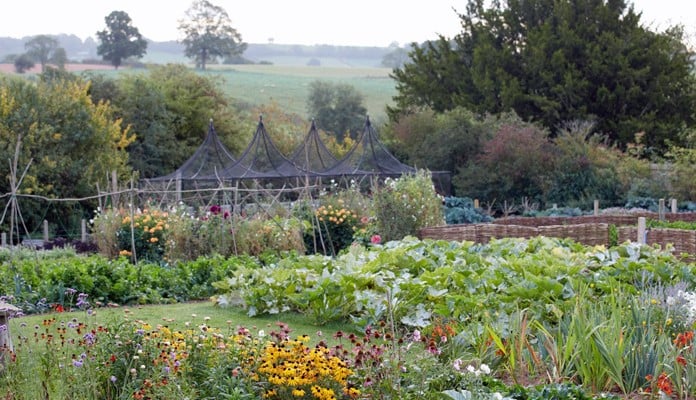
[373,170,444,242]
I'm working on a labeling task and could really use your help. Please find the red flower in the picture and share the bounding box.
[677,355,687,367]
[370,234,381,245]
[52,304,64,313]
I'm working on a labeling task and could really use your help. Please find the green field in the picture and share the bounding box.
[202,64,397,123]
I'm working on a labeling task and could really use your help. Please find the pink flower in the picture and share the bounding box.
[370,234,381,245]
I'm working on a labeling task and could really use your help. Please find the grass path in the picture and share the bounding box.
[8,300,352,345]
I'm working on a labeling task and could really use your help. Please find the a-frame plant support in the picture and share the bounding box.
[0,133,33,245]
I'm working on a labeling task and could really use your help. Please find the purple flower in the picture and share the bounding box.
[72,359,83,367]
[110,375,117,383]
[83,333,96,345]
[76,293,90,308]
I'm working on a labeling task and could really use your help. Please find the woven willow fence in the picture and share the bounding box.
[419,213,696,259]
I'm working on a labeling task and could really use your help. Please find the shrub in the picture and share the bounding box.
[373,170,444,242]
[454,122,554,208]
[546,121,624,209]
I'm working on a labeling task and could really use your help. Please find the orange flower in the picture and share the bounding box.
[674,331,694,348]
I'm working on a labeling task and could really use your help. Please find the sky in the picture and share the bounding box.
[0,1,694,47]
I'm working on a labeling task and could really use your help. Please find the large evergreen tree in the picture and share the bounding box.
[96,10,148,69]
[390,0,696,153]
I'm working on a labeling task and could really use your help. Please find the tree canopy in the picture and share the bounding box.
[24,35,63,72]
[390,0,696,153]
[96,10,148,69]
[0,75,134,234]
[178,0,247,70]
[306,80,367,141]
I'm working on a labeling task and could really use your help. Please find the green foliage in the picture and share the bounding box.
[647,219,696,231]
[12,53,34,73]
[670,146,696,200]
[390,0,696,153]
[116,208,167,264]
[443,197,492,224]
[454,122,553,206]
[24,34,62,72]
[303,196,366,256]
[373,170,445,242]
[0,75,134,238]
[306,80,367,140]
[384,107,496,174]
[88,64,250,179]
[96,10,148,69]
[178,0,247,70]
[0,252,242,311]
[545,122,624,209]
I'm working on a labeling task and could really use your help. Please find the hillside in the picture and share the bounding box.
[0,35,394,67]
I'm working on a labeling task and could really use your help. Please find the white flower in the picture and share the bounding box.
[480,364,491,374]
[453,359,463,371]
[258,329,265,338]
[466,365,476,373]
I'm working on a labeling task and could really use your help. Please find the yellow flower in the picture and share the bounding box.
[292,389,305,397]
[150,237,159,243]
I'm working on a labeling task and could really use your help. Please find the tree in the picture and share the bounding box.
[13,54,34,73]
[0,75,134,236]
[390,0,696,154]
[381,43,410,69]
[178,0,246,70]
[24,35,62,72]
[306,80,367,141]
[96,10,148,69]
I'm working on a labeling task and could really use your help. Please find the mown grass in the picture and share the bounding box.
[205,64,396,121]
[8,301,351,346]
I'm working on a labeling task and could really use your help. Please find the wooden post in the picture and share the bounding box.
[81,219,87,242]
[175,172,182,203]
[671,198,678,214]
[474,199,480,209]
[111,170,119,207]
[0,303,20,369]
[658,198,665,221]
[43,220,49,242]
[637,217,647,245]
[594,200,599,216]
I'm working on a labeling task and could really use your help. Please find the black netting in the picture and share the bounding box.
[143,116,451,192]
[321,116,417,178]
[145,120,237,183]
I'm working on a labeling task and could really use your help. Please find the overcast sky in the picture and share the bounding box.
[0,0,694,47]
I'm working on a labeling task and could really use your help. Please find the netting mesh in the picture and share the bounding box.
[146,119,237,182]
[144,116,450,189]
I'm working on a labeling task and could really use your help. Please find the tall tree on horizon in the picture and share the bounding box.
[96,10,148,69]
[178,0,246,70]
[24,35,61,72]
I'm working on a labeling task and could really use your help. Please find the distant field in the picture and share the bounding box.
[205,64,397,122]
[0,62,397,123]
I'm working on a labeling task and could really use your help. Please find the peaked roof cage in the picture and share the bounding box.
[320,116,417,178]
[207,116,310,182]
[146,119,237,182]
[143,115,451,194]
[288,119,338,173]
